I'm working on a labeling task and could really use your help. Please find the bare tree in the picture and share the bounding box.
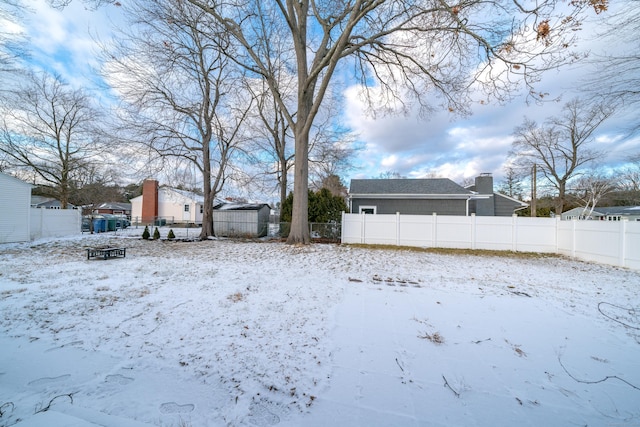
[103,0,252,239]
[245,78,296,211]
[584,1,640,133]
[0,71,102,208]
[308,93,358,191]
[180,0,605,244]
[498,166,525,199]
[510,98,614,214]
[376,171,405,179]
[569,171,618,218]
[620,154,640,192]
[0,0,27,75]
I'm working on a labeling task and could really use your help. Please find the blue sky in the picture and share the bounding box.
[10,0,640,192]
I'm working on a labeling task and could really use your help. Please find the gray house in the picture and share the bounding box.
[31,195,76,209]
[561,206,640,221]
[348,174,527,216]
[213,203,271,237]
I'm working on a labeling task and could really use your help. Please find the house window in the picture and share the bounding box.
[359,206,376,214]
[184,204,190,212]
[200,205,203,214]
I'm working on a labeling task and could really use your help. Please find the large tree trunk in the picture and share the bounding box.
[200,144,214,240]
[556,181,566,215]
[287,124,310,244]
[279,161,288,212]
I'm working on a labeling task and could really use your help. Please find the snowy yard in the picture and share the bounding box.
[1,228,639,426]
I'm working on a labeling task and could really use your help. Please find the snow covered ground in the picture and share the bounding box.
[0,227,639,427]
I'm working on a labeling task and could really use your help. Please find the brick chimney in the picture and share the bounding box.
[141,179,158,223]
[475,173,494,216]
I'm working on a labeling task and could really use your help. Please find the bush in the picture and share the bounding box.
[142,225,150,240]
[153,227,161,240]
[281,188,347,223]
[167,229,176,240]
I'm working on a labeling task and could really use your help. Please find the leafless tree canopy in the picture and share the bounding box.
[584,1,639,133]
[103,0,253,239]
[568,171,618,218]
[178,0,606,243]
[510,98,614,214]
[0,0,29,76]
[0,71,103,208]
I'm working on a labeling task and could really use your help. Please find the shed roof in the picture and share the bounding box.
[215,203,270,211]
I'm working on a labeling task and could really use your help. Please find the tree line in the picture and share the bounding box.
[2,0,635,241]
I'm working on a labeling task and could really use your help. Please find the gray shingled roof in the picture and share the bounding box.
[349,179,471,195]
[591,206,640,215]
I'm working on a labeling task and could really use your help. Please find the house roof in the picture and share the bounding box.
[97,202,132,210]
[164,187,205,203]
[494,192,529,208]
[349,178,472,196]
[563,206,640,216]
[593,206,640,215]
[30,196,75,208]
[131,187,227,206]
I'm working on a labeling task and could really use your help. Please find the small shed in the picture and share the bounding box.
[0,173,32,243]
[213,203,271,238]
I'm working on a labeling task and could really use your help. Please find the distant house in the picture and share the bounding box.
[93,202,132,217]
[348,174,527,216]
[561,206,640,221]
[213,203,271,238]
[130,180,209,225]
[31,196,76,209]
[0,172,32,243]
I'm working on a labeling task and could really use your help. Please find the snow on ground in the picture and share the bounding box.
[0,227,639,427]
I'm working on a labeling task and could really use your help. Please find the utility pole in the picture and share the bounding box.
[531,164,537,217]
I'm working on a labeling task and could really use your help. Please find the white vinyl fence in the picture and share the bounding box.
[341,212,640,271]
[30,208,81,240]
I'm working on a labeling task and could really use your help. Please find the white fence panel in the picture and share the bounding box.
[514,217,557,253]
[624,222,640,270]
[341,213,639,270]
[362,214,398,245]
[341,212,366,244]
[398,214,434,247]
[474,216,513,251]
[570,221,621,266]
[30,209,81,240]
[435,216,473,249]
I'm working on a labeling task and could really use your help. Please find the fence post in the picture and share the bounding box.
[620,218,628,268]
[571,218,577,258]
[512,214,517,252]
[432,212,437,248]
[396,212,400,246]
[470,213,476,250]
[361,211,366,244]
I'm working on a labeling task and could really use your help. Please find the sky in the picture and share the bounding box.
[7,0,640,193]
[1,229,639,426]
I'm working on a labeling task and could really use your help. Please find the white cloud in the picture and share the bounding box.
[342,0,638,187]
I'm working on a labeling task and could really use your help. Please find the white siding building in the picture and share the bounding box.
[131,187,205,225]
[0,173,32,243]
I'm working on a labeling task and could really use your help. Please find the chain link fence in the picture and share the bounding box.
[274,221,341,242]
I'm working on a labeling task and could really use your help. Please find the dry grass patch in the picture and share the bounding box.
[228,292,244,303]
[344,244,559,260]
[419,331,445,344]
